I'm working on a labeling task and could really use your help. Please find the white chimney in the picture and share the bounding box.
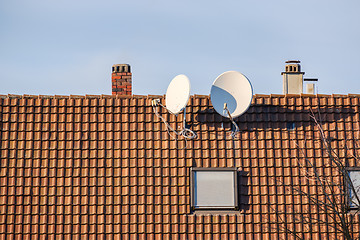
[282,60,304,94]
[306,83,315,94]
[304,78,318,94]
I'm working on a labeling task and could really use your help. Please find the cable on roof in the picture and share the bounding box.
[151,99,197,141]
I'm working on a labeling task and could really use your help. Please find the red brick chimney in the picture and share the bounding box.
[112,64,132,96]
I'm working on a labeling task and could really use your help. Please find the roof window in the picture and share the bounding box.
[287,122,295,130]
[348,169,360,209]
[191,168,238,210]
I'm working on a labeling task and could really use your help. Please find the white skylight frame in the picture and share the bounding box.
[190,167,239,210]
[348,168,360,209]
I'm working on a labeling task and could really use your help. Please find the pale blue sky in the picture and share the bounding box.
[1,0,360,95]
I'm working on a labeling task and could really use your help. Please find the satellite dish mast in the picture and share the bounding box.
[152,74,196,140]
[210,71,253,138]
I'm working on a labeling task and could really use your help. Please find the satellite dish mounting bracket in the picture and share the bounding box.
[223,103,240,139]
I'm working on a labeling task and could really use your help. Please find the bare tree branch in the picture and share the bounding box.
[270,108,360,239]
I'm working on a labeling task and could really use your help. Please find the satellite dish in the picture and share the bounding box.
[210,71,253,118]
[152,74,196,141]
[165,74,191,115]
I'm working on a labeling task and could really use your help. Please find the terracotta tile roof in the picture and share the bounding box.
[1,94,360,239]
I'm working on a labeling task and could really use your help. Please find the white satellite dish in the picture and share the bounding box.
[210,71,253,118]
[152,74,196,141]
[165,74,191,115]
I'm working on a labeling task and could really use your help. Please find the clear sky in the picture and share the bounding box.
[1,0,360,96]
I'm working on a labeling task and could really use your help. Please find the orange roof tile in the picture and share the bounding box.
[0,94,360,239]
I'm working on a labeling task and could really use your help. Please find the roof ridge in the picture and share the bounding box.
[0,93,359,99]
[332,94,350,98]
[193,94,209,98]
[254,94,271,97]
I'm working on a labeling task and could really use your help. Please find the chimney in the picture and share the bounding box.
[281,60,304,94]
[304,78,318,94]
[112,64,132,96]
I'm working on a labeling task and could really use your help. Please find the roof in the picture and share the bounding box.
[1,94,360,239]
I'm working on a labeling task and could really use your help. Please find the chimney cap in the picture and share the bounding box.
[285,60,301,64]
[112,64,131,73]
